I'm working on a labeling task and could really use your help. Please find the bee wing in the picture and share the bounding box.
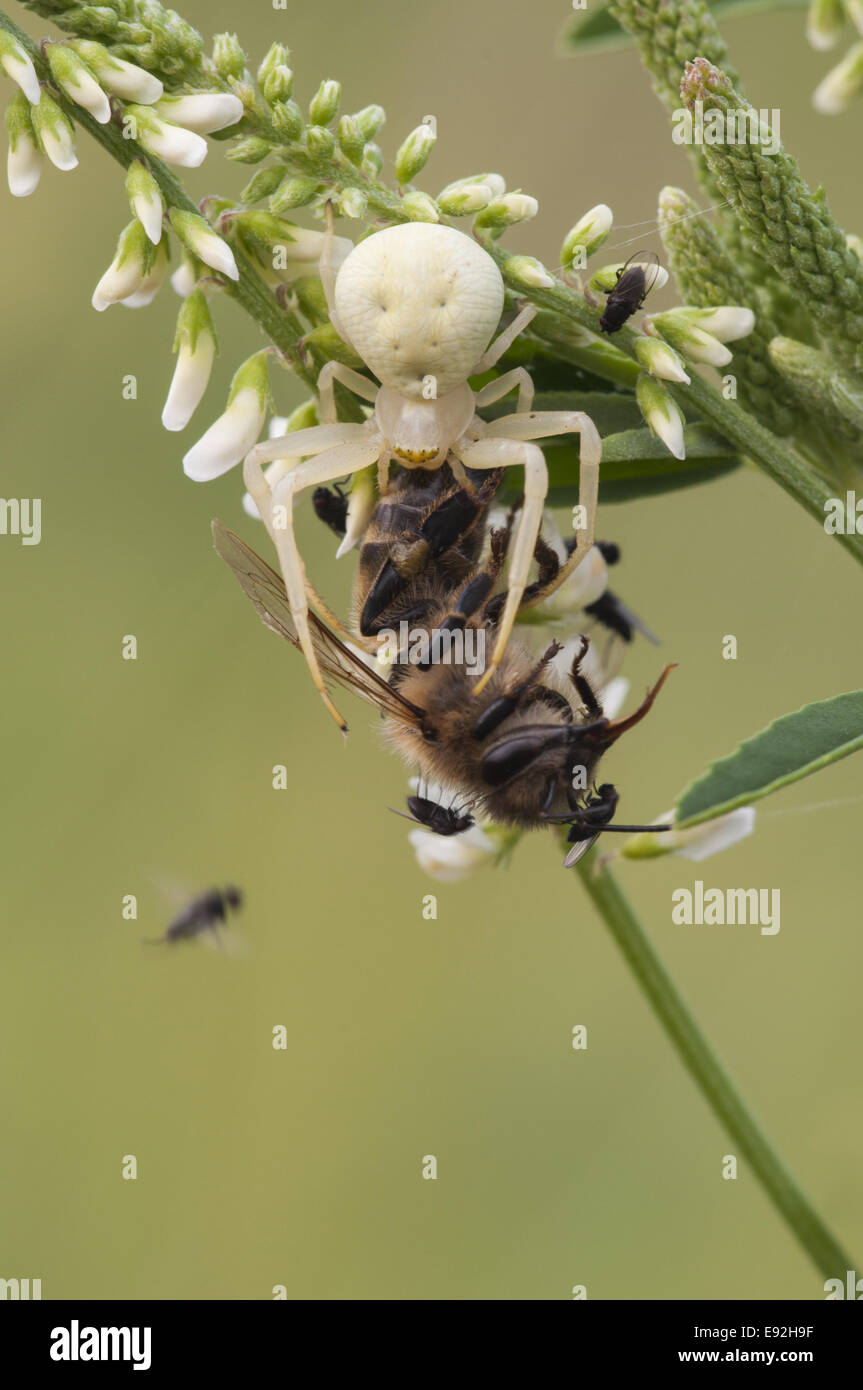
[563,833,601,869]
[212,521,427,730]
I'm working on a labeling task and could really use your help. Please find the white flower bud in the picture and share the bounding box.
[636,373,686,459]
[561,203,613,268]
[0,32,41,105]
[31,92,77,171]
[813,41,863,113]
[125,159,163,244]
[651,311,733,367]
[806,0,845,50]
[118,235,169,307]
[394,123,436,185]
[44,43,111,124]
[126,105,207,168]
[437,182,494,216]
[162,289,218,431]
[634,334,691,383]
[169,208,239,281]
[400,189,439,222]
[183,351,270,482]
[6,91,41,197]
[154,93,244,134]
[476,192,538,231]
[171,256,199,298]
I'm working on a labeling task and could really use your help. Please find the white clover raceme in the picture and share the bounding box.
[91,219,155,311]
[124,104,207,168]
[69,40,163,103]
[0,31,41,104]
[153,93,244,134]
[162,289,218,431]
[44,43,111,124]
[619,807,756,862]
[125,159,163,244]
[119,234,170,307]
[30,92,77,172]
[169,208,238,281]
[5,91,41,197]
[636,373,686,460]
[813,40,863,113]
[183,351,271,482]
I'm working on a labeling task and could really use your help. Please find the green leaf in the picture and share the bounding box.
[559,0,809,55]
[497,422,741,505]
[675,691,863,827]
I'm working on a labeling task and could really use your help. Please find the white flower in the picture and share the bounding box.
[171,257,199,298]
[336,466,376,558]
[598,676,630,720]
[69,41,163,103]
[0,34,41,105]
[162,289,218,431]
[45,44,110,124]
[31,93,77,172]
[125,160,163,244]
[635,334,691,384]
[153,93,244,134]
[502,255,556,289]
[127,105,207,168]
[636,373,686,459]
[6,95,41,197]
[681,306,755,343]
[183,352,270,482]
[408,823,497,882]
[169,208,238,281]
[91,220,153,311]
[621,807,756,862]
[119,236,169,307]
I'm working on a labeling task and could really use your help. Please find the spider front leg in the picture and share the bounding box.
[481,409,602,604]
[451,436,548,696]
[244,430,382,732]
[474,367,535,415]
[472,303,537,372]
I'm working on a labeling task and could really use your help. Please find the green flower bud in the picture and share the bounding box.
[339,186,367,219]
[270,174,320,213]
[501,255,555,289]
[263,65,293,104]
[269,99,304,142]
[212,32,246,80]
[354,104,385,141]
[768,337,863,435]
[292,275,330,325]
[401,190,439,222]
[309,79,341,127]
[474,192,538,237]
[240,164,287,205]
[360,142,383,177]
[226,136,272,164]
[394,122,436,185]
[302,323,365,369]
[847,233,863,259]
[305,124,335,159]
[560,204,613,270]
[336,113,365,165]
[257,42,290,87]
[437,182,494,216]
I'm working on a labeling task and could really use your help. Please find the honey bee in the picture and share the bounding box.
[214,465,673,864]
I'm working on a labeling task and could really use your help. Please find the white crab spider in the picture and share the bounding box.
[243,218,601,731]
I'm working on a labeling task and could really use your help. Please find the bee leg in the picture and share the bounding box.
[471,642,562,739]
[569,636,604,718]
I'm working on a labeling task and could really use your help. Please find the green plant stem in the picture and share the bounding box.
[574,853,855,1283]
[0,9,316,389]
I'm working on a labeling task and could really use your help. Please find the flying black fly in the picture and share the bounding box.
[144,885,243,945]
[599,252,662,334]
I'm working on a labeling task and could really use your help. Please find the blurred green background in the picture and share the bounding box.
[1,0,861,1301]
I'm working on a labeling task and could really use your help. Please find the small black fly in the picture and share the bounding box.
[599,252,662,334]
